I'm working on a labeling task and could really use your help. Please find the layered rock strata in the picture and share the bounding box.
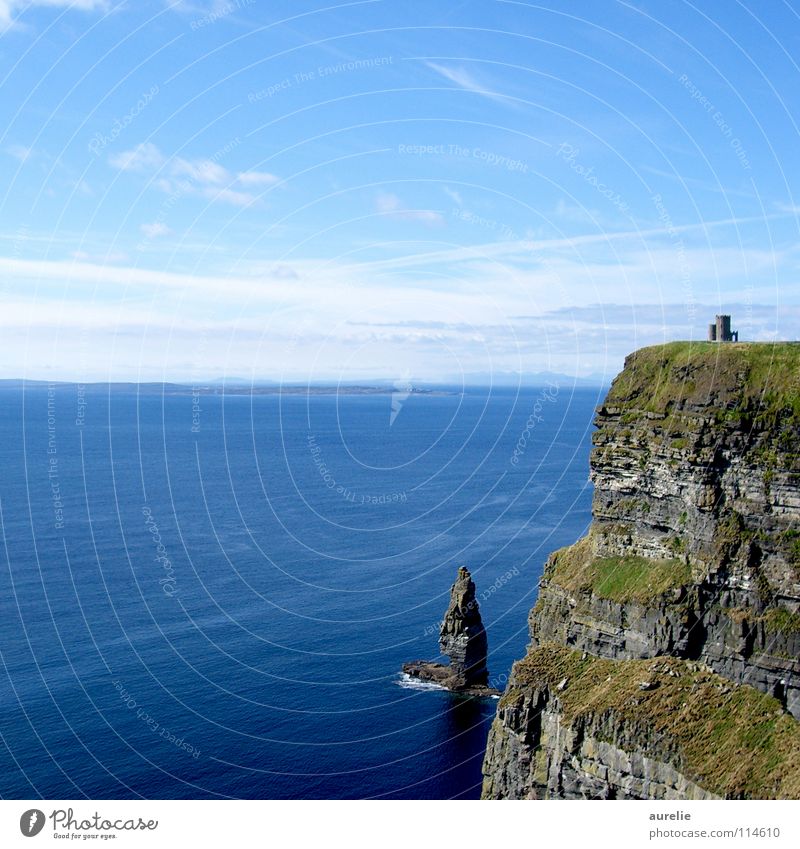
[404,566,499,696]
[482,342,800,799]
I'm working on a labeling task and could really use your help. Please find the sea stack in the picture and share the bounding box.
[439,566,489,688]
[403,566,498,696]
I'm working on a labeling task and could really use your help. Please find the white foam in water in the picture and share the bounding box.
[395,673,447,692]
[396,674,503,698]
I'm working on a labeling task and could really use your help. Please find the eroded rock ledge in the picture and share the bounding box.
[482,342,800,799]
[482,645,800,799]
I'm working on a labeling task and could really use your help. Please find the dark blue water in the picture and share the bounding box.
[0,383,598,799]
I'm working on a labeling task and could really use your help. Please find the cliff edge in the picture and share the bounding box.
[482,342,800,799]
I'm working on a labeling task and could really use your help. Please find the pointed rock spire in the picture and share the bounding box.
[439,566,489,688]
[402,566,497,696]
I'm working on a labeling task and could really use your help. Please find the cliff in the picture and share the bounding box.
[482,342,800,799]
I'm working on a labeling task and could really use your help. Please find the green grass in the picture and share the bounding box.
[718,605,800,635]
[603,342,800,433]
[781,529,800,566]
[547,535,691,603]
[506,645,800,799]
[762,608,800,634]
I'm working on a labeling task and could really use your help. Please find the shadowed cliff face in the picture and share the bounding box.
[482,342,800,800]
[439,567,489,688]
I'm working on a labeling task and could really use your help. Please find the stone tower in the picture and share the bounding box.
[707,314,738,342]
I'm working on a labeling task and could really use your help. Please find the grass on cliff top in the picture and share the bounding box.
[546,535,691,603]
[604,341,800,425]
[761,607,800,634]
[506,644,800,799]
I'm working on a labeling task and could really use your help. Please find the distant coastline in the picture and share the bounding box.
[0,380,455,397]
[0,373,609,395]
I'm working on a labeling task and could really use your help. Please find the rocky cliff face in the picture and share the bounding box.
[482,342,800,799]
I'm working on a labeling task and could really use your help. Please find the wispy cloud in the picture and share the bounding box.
[375,192,444,226]
[162,0,241,17]
[6,144,32,162]
[236,170,281,187]
[443,186,463,206]
[71,249,128,263]
[343,210,792,277]
[0,0,107,29]
[140,222,172,239]
[0,228,794,380]
[109,142,280,207]
[773,202,800,216]
[553,198,602,224]
[640,165,756,200]
[109,142,165,172]
[424,60,511,105]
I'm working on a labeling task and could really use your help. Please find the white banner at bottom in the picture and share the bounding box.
[1,799,798,848]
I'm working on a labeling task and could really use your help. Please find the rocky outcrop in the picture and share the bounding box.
[482,342,800,799]
[482,646,800,799]
[404,566,498,696]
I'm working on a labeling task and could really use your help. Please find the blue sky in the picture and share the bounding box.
[1,0,799,382]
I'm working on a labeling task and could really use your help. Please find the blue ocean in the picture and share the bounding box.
[0,383,598,799]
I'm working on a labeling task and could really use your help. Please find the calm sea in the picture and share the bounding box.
[0,383,598,799]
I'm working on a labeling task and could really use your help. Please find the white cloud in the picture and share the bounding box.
[424,61,510,105]
[163,0,235,15]
[375,193,444,226]
[554,198,601,224]
[1,211,796,380]
[6,144,32,162]
[70,249,128,262]
[199,186,251,207]
[109,142,165,172]
[140,222,172,239]
[171,157,228,184]
[773,202,800,215]
[375,193,402,213]
[236,171,280,187]
[268,264,298,280]
[0,0,107,29]
[639,165,757,200]
[443,186,463,206]
[72,178,93,196]
[110,143,277,207]
[347,211,789,276]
